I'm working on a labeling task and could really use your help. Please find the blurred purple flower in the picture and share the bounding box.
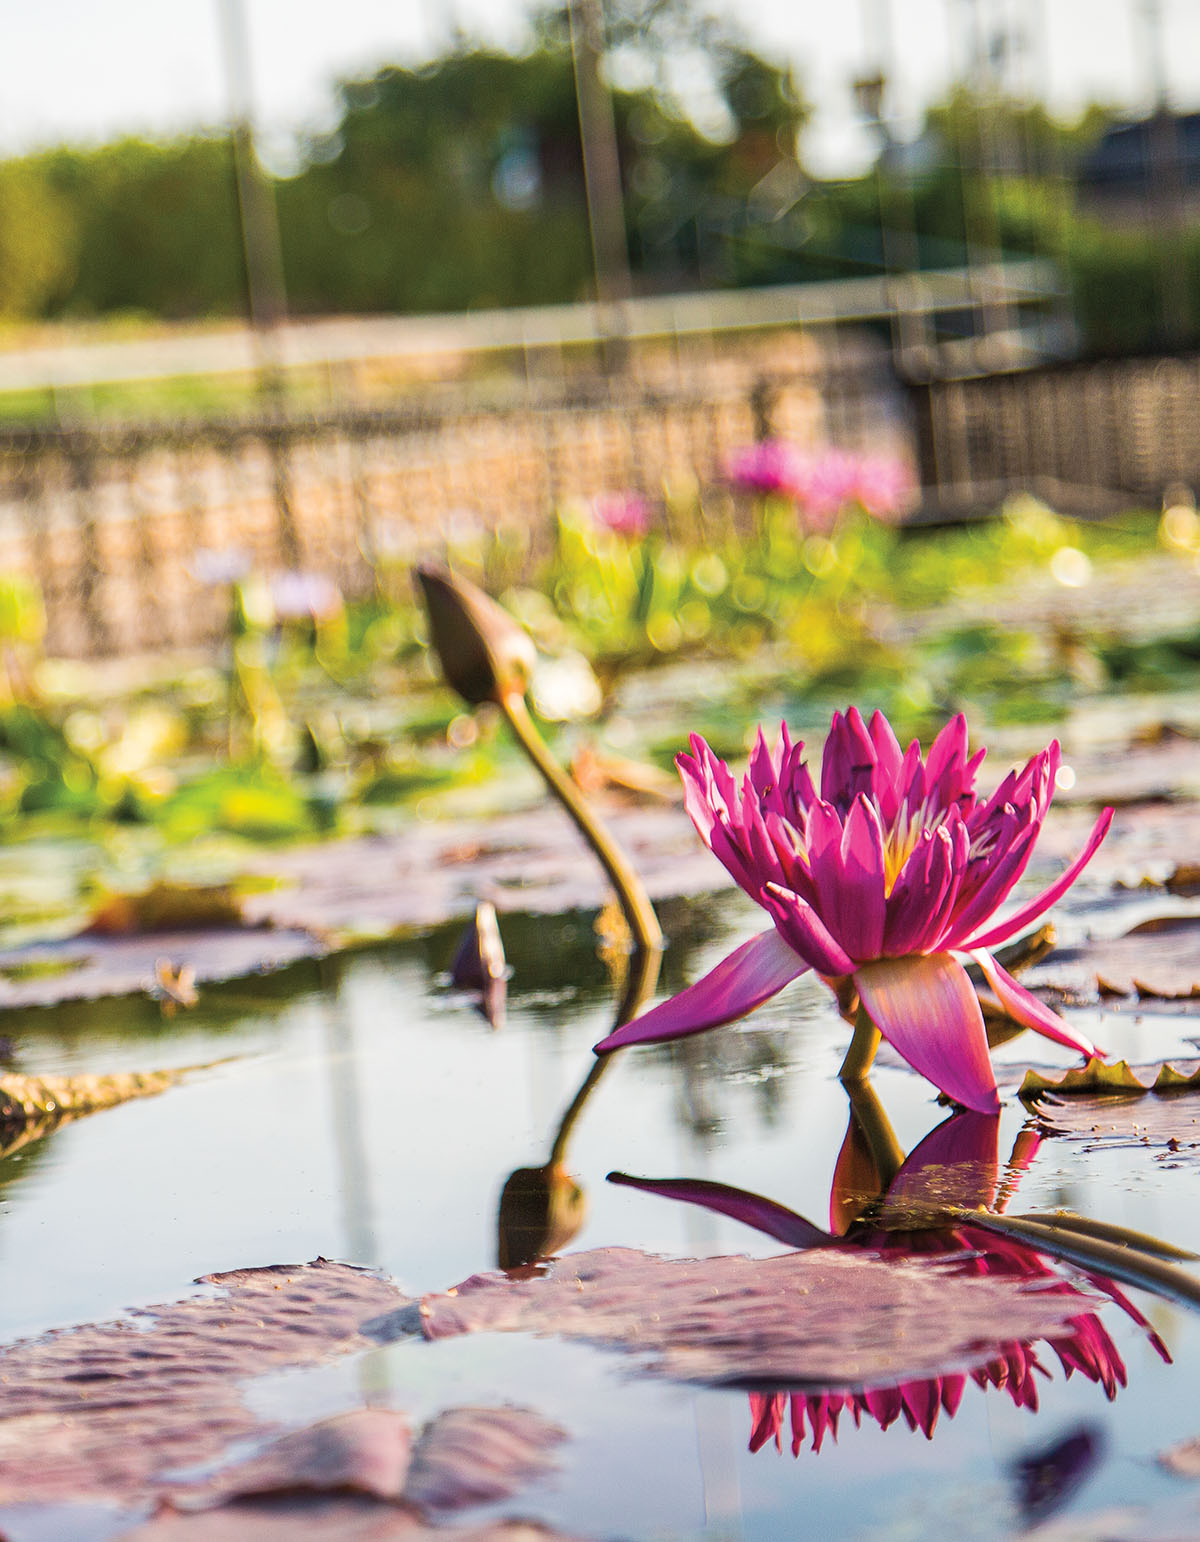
[596,708,1112,1114]
[591,494,651,539]
[269,571,343,622]
[189,546,252,587]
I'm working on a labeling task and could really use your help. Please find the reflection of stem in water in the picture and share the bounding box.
[318,973,387,1400]
[498,940,661,1270]
[843,1078,904,1199]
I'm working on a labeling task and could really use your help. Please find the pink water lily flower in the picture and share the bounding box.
[595,708,1114,1114]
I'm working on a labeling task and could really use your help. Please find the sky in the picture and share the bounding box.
[5,0,1200,178]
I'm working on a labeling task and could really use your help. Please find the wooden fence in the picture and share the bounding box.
[0,350,897,657]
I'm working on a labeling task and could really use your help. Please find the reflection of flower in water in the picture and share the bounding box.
[612,1097,1170,1457]
[597,707,1112,1114]
[748,1229,1151,1455]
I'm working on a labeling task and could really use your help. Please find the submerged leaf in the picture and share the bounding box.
[1159,1435,1200,1478]
[170,1411,412,1510]
[402,1407,566,1513]
[0,1066,199,1154]
[84,882,246,936]
[124,1500,572,1540]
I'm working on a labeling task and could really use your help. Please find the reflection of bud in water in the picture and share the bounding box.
[416,566,536,707]
[449,902,507,1030]
[1011,1425,1103,1525]
[497,1164,586,1272]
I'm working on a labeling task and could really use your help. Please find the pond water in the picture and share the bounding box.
[1,829,1199,1540]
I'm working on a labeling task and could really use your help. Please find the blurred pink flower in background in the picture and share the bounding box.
[590,493,652,538]
[851,453,916,520]
[724,442,915,526]
[724,440,808,500]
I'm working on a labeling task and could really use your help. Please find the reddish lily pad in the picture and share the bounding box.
[418,1246,1108,1389]
[0,1260,408,1507]
[0,926,323,1009]
[125,1501,575,1540]
[1024,916,1200,1005]
[402,1407,567,1514]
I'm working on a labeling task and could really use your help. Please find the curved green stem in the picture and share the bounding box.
[499,690,663,954]
[839,1004,881,1084]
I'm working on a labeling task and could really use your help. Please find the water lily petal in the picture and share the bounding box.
[821,707,877,809]
[607,1173,832,1248]
[939,814,1040,949]
[762,884,856,975]
[962,808,1114,951]
[594,928,807,1053]
[836,796,888,957]
[883,825,959,955]
[971,949,1098,1058]
[868,708,904,788]
[854,953,1001,1114]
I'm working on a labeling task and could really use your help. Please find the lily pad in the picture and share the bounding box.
[0,926,324,1008]
[416,1246,1109,1390]
[1031,1091,1200,1153]
[241,804,725,936]
[84,882,247,936]
[1024,916,1200,1004]
[0,1259,408,1507]
[1021,1056,1200,1098]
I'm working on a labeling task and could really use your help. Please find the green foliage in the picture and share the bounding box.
[0,162,76,318]
[35,136,245,318]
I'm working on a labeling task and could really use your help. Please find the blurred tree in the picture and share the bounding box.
[35,136,245,317]
[0,162,76,318]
